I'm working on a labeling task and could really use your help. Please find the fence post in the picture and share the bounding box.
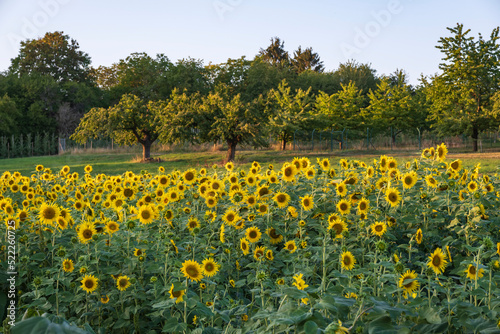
[390,127,393,151]
[330,130,334,151]
[417,127,422,151]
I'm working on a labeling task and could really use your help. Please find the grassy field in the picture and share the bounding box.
[0,148,499,176]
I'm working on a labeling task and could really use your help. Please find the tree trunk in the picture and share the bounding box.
[142,140,151,161]
[472,125,478,152]
[226,140,237,162]
[282,138,287,151]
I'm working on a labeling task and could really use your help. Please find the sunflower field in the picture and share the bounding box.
[1,145,500,333]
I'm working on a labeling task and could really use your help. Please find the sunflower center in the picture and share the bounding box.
[123,189,133,198]
[185,172,194,181]
[172,290,182,297]
[205,263,214,272]
[242,243,247,250]
[85,280,94,289]
[375,225,383,232]
[141,211,151,219]
[43,207,56,219]
[119,279,128,287]
[343,257,351,266]
[469,266,476,275]
[432,256,441,267]
[187,266,199,277]
[288,244,294,250]
[115,199,123,207]
[249,231,257,239]
[451,161,459,169]
[359,203,367,210]
[333,224,343,235]
[269,229,279,238]
[227,213,235,222]
[277,195,286,202]
[83,229,93,239]
[304,199,310,206]
[284,168,292,177]
[340,203,348,210]
[389,193,397,202]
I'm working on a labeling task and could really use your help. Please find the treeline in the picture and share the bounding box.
[1,26,500,161]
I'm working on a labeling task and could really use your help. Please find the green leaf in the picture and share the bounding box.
[162,317,187,333]
[304,320,319,334]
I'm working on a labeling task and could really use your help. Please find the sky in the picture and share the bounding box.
[0,0,499,86]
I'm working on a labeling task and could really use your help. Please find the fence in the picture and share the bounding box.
[0,133,58,159]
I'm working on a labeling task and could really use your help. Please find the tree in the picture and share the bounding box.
[198,84,268,162]
[423,24,500,151]
[257,37,290,67]
[365,77,413,145]
[268,80,313,150]
[71,94,164,161]
[9,31,92,83]
[333,60,379,97]
[291,46,324,73]
[0,94,20,136]
[315,82,365,132]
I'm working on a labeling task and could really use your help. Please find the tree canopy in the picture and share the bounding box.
[424,23,500,151]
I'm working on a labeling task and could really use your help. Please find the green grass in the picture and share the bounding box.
[0,148,498,176]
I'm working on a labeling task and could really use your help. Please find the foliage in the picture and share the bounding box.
[71,94,164,160]
[0,94,20,136]
[423,24,500,151]
[1,145,500,333]
[268,80,314,150]
[291,46,324,73]
[9,31,92,84]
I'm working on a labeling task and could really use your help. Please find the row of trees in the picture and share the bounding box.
[2,25,500,161]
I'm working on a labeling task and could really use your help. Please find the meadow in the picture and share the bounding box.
[1,145,500,333]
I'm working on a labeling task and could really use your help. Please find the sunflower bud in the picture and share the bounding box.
[376,240,387,252]
[483,237,494,250]
[150,276,158,283]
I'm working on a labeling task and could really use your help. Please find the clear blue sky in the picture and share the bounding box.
[1,0,499,85]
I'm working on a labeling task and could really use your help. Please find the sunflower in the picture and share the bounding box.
[77,222,97,244]
[100,295,110,304]
[497,242,500,256]
[300,195,314,211]
[257,203,268,215]
[415,228,423,244]
[304,167,316,180]
[117,275,131,291]
[133,248,146,257]
[375,177,389,190]
[181,260,204,282]
[357,197,369,213]
[385,188,401,207]
[449,159,462,173]
[339,159,349,170]
[366,166,375,178]
[169,284,185,303]
[137,204,156,224]
[266,249,274,261]
[425,175,438,188]
[253,246,266,261]
[210,179,223,192]
[245,194,257,206]
[328,219,348,238]
[284,240,297,253]
[80,274,99,294]
[292,273,308,290]
[273,192,291,208]
[222,209,240,226]
[104,220,119,235]
[427,248,448,275]
[229,189,246,205]
[240,238,250,255]
[318,158,331,171]
[399,270,419,298]
[245,226,262,243]
[267,228,284,244]
[38,202,60,225]
[202,258,220,277]
[186,217,200,231]
[465,264,485,280]
[436,143,448,162]
[402,171,417,189]
[337,199,351,215]
[370,221,387,237]
[256,186,270,199]
[281,164,297,182]
[183,169,197,185]
[62,259,74,273]
[341,251,356,271]
[336,182,347,197]
[467,181,478,192]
